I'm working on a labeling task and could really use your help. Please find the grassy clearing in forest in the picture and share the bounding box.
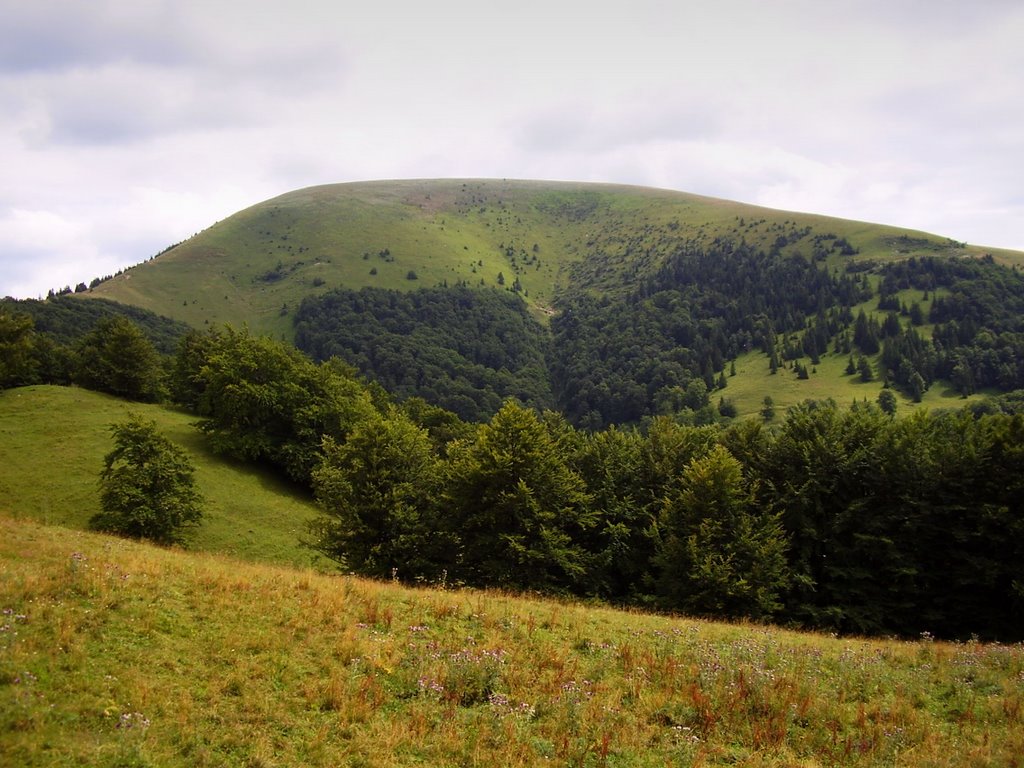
[723,346,989,420]
[1,515,1021,767]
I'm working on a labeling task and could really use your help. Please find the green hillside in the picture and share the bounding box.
[0,385,319,568]
[89,179,1019,339]
[75,179,1024,426]
[5,182,1022,765]
[2,514,1021,767]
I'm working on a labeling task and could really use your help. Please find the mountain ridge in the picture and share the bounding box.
[86,179,1019,337]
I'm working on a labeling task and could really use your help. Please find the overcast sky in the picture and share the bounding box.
[2,0,1022,299]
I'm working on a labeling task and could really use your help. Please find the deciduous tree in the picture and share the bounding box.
[0,309,37,388]
[74,316,163,401]
[310,410,445,580]
[655,445,789,619]
[92,415,203,545]
[444,400,594,591]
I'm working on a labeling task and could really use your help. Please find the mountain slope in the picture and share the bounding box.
[81,180,1024,424]
[2,513,1022,767]
[88,179,1017,338]
[0,385,319,567]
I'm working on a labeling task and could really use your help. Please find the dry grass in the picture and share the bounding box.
[2,514,1022,767]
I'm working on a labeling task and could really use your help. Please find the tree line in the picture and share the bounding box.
[4,280,1024,640]
[223,326,1024,639]
[70,320,1017,641]
[310,394,1023,641]
[0,307,171,400]
[290,246,1024,428]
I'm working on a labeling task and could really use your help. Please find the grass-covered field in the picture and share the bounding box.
[1,384,1021,765]
[0,385,318,568]
[1,515,1021,767]
[723,346,988,420]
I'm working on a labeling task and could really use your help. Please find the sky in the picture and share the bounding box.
[1,0,1022,299]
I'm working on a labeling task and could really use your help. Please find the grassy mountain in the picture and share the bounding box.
[88,179,1020,337]
[2,513,1022,767]
[80,180,1024,423]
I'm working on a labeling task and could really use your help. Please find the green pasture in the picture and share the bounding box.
[0,385,318,568]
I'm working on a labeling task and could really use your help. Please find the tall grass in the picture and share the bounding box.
[1,515,1021,767]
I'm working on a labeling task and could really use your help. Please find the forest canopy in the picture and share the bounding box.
[293,286,553,422]
[169,328,1024,641]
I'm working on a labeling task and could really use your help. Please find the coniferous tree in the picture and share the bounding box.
[857,355,874,382]
[877,388,898,416]
[853,310,880,354]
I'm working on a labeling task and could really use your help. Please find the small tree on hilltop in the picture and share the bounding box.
[92,415,203,545]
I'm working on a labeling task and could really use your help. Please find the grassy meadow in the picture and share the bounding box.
[723,344,988,420]
[1,514,1022,767]
[1,384,1021,764]
[0,385,319,568]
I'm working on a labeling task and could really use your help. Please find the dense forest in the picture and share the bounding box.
[1,295,190,354]
[293,286,552,422]
[166,327,1024,641]
[7,302,1020,641]
[289,246,1024,428]
[551,240,871,427]
[874,255,1024,397]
